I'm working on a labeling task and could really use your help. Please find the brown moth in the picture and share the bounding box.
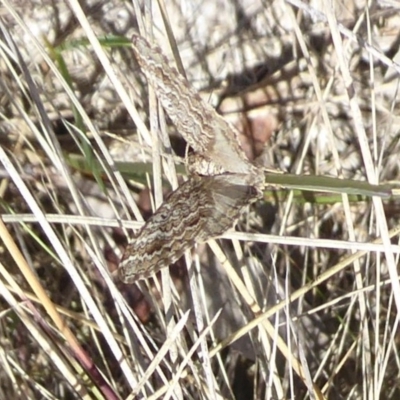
[118,35,264,283]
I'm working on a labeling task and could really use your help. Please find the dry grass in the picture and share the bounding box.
[1,0,400,399]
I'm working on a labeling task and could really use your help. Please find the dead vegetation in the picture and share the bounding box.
[1,0,400,399]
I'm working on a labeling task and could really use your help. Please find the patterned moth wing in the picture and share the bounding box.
[131,34,256,176]
[118,34,265,282]
[118,175,261,283]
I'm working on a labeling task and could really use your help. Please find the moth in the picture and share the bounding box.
[118,35,264,283]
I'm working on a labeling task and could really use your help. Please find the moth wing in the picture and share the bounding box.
[118,175,260,282]
[131,35,253,174]
[198,175,260,239]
